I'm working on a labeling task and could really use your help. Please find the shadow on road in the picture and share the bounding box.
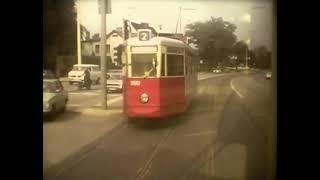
[214,93,268,180]
[182,92,269,180]
[43,110,82,123]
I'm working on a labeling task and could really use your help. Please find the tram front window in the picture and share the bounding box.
[131,54,157,77]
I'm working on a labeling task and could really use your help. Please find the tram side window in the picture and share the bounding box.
[185,56,188,75]
[167,54,184,76]
[161,54,165,76]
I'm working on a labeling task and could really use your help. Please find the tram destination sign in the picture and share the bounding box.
[131,46,158,53]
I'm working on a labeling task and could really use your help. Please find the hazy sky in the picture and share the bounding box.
[77,0,273,49]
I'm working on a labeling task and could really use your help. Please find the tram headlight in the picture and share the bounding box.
[140,93,149,104]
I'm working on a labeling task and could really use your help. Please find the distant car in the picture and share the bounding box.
[43,78,68,116]
[68,64,101,85]
[106,70,123,93]
[266,72,272,79]
[212,69,222,73]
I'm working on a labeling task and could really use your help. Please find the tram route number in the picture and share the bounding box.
[130,80,141,86]
[139,31,150,41]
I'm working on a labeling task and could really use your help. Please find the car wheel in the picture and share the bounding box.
[61,101,67,112]
[69,81,73,85]
[47,105,57,121]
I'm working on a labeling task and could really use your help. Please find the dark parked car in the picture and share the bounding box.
[43,70,56,79]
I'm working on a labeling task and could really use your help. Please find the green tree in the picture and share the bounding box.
[185,17,237,69]
[232,40,248,69]
[43,0,77,70]
[80,24,90,40]
[253,46,271,69]
[92,33,100,40]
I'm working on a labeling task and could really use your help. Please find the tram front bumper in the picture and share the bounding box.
[127,106,162,118]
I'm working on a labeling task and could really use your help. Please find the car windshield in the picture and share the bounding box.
[43,81,59,93]
[108,74,121,80]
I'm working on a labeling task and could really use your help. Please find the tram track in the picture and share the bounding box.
[135,125,177,180]
[135,76,220,180]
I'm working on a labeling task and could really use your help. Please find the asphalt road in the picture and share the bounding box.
[44,71,274,180]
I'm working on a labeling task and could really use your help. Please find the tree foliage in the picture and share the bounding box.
[92,33,100,40]
[252,46,271,69]
[185,17,237,67]
[43,0,77,70]
[81,25,90,40]
[231,40,248,68]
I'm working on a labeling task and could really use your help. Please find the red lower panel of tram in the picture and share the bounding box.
[124,77,186,118]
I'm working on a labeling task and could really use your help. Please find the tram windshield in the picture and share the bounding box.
[131,54,157,77]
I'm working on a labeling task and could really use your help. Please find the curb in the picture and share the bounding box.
[59,77,69,82]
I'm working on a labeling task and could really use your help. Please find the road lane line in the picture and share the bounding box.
[230,79,244,98]
[67,104,81,107]
[69,91,100,96]
[93,96,123,106]
[184,130,216,137]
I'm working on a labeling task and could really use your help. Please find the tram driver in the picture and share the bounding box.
[143,58,156,77]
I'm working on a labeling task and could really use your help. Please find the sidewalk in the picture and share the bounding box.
[59,77,69,82]
[43,99,125,177]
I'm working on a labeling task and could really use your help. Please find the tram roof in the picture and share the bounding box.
[123,37,198,55]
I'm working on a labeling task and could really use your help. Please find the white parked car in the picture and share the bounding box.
[43,78,68,115]
[107,69,123,93]
[212,69,222,73]
[266,72,272,79]
[68,64,101,85]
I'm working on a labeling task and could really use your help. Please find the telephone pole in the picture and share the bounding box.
[99,0,111,109]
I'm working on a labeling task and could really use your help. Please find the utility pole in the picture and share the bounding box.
[175,6,182,34]
[175,7,196,34]
[99,0,110,109]
[76,0,82,65]
[245,47,248,68]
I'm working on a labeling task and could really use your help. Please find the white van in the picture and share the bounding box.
[68,64,101,85]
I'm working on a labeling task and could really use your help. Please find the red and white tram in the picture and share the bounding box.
[122,30,199,119]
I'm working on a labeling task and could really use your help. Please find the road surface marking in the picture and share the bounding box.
[184,130,216,137]
[67,104,81,107]
[230,79,244,98]
[94,96,123,106]
[69,91,100,96]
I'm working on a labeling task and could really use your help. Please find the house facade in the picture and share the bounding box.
[81,30,123,64]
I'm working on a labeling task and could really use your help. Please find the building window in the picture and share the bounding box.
[81,43,84,50]
[95,44,110,54]
[167,54,184,76]
[106,45,110,53]
[95,45,100,53]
